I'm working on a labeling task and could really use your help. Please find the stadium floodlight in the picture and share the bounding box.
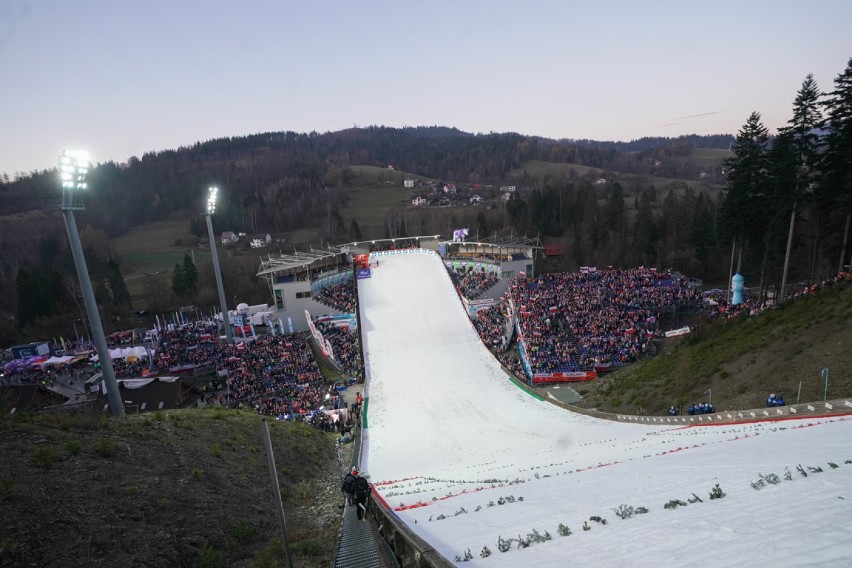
[207,186,218,215]
[58,149,124,416]
[204,186,234,344]
[59,150,90,190]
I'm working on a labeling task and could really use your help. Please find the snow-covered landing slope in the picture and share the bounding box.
[358,251,852,567]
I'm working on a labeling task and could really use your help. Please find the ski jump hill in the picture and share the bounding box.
[356,249,852,567]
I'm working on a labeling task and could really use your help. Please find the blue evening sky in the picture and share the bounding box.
[1,0,850,175]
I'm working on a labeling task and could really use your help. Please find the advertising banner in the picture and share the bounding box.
[532,371,597,383]
[664,326,691,338]
[305,310,334,359]
[356,268,372,279]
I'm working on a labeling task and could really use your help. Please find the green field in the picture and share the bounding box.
[112,218,195,255]
[112,218,212,305]
[508,160,600,179]
[339,166,414,237]
[691,147,733,167]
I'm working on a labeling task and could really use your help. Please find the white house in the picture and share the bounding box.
[221,231,239,244]
[412,195,428,206]
[250,234,272,249]
[499,185,516,193]
[404,178,416,189]
[593,178,607,186]
[469,194,482,204]
[443,183,457,194]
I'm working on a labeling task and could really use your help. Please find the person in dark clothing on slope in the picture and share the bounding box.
[341,467,358,505]
[353,473,371,521]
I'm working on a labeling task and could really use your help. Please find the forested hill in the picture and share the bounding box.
[0,126,735,341]
[0,127,732,235]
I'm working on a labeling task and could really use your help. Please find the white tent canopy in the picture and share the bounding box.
[91,346,151,362]
[40,355,75,368]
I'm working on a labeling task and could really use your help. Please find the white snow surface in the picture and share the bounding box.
[358,250,852,567]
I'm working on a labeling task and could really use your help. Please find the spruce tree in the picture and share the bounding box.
[348,219,362,241]
[720,112,770,274]
[182,254,198,297]
[761,132,799,299]
[106,259,131,308]
[15,263,54,327]
[819,58,852,272]
[475,211,489,238]
[171,262,186,298]
[778,74,822,301]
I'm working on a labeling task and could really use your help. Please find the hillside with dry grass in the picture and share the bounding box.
[0,407,344,568]
[576,283,852,415]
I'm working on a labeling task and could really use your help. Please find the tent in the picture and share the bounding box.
[40,355,75,368]
[91,346,150,362]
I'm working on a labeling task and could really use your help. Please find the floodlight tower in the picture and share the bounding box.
[58,150,124,416]
[205,187,234,344]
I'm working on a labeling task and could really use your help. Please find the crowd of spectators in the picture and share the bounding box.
[216,334,328,417]
[509,267,701,375]
[1,354,89,387]
[113,358,151,379]
[155,321,222,370]
[447,265,499,300]
[1,365,62,387]
[314,281,357,313]
[687,402,716,415]
[702,271,851,322]
[316,322,363,379]
[444,252,523,263]
[124,319,341,420]
[371,239,419,252]
[473,299,511,352]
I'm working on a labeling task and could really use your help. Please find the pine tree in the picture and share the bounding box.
[605,183,627,235]
[15,262,54,327]
[189,217,205,237]
[348,218,362,241]
[819,58,852,272]
[475,211,489,238]
[172,262,186,298]
[691,192,716,277]
[182,254,198,297]
[106,259,131,308]
[720,112,771,274]
[632,190,657,265]
[760,132,799,300]
[778,74,822,302]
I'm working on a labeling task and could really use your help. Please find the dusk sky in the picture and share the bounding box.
[1,0,850,176]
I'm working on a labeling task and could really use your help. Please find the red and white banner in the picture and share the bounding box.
[305,310,334,359]
[532,371,597,383]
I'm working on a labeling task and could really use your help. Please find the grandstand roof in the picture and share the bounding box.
[256,245,347,277]
[444,233,543,249]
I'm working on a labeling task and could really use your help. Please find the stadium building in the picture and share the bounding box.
[255,233,541,333]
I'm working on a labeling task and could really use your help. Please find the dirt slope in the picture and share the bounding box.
[0,407,344,568]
